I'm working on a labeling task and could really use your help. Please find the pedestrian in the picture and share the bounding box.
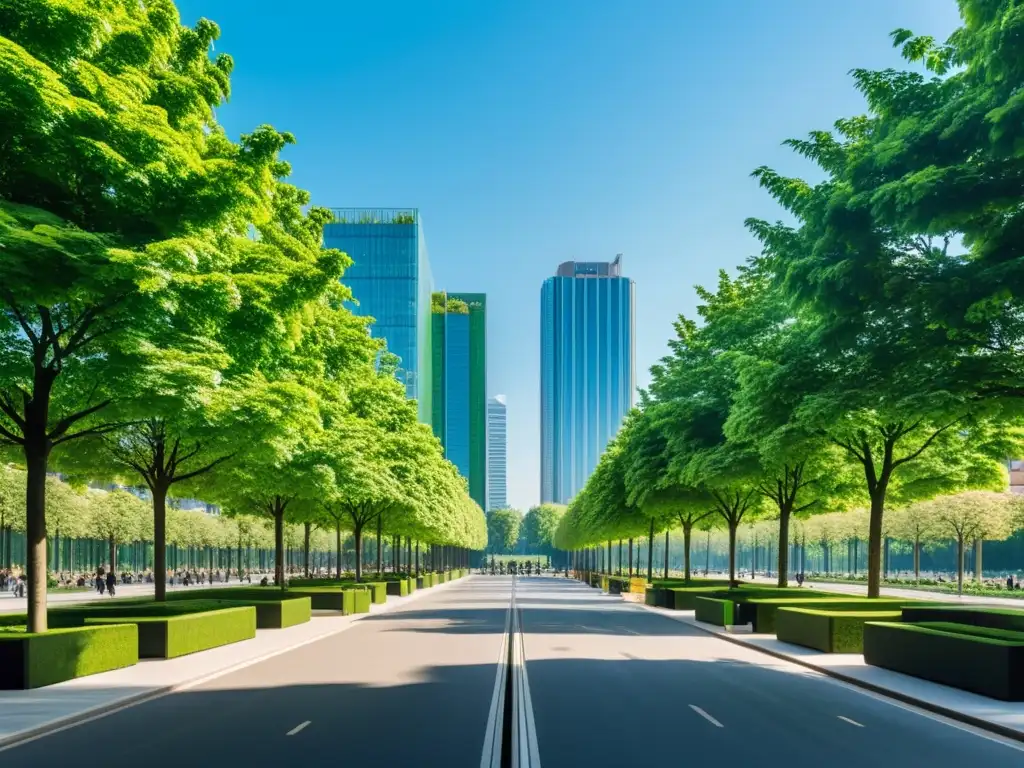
[106,570,116,597]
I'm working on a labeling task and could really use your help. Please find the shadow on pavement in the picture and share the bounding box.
[4,656,1019,768]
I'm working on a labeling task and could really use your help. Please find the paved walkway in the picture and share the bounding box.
[0,577,282,614]
[0,578,459,748]
[750,576,1024,607]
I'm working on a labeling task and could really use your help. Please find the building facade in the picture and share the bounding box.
[323,208,433,423]
[487,395,508,511]
[431,292,487,508]
[540,255,635,504]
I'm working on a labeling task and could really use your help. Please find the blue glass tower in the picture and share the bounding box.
[540,256,635,504]
[323,208,433,423]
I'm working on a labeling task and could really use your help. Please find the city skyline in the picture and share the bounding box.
[178,0,962,511]
[540,257,635,504]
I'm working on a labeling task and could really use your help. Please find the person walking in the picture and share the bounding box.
[105,570,116,597]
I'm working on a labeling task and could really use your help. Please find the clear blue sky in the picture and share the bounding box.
[176,0,961,512]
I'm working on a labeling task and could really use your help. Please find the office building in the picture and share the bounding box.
[487,395,508,511]
[540,255,635,504]
[323,208,433,423]
[431,291,487,508]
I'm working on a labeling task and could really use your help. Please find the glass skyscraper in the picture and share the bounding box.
[540,255,635,504]
[487,395,508,511]
[323,208,433,423]
[431,292,487,509]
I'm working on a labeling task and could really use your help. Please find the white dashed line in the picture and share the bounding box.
[838,716,864,728]
[287,721,311,736]
[689,705,724,728]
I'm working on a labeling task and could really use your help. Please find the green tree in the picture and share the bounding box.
[922,491,1018,592]
[87,489,147,573]
[487,508,521,555]
[0,4,307,630]
[521,504,565,561]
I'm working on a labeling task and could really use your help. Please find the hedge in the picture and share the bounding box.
[86,606,256,659]
[775,608,902,653]
[286,587,371,614]
[901,606,1024,633]
[386,579,410,597]
[695,597,735,626]
[863,621,1024,701]
[163,590,311,629]
[736,598,912,634]
[0,623,139,689]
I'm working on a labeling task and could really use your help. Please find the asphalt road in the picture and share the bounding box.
[4,575,1024,767]
[517,577,1024,767]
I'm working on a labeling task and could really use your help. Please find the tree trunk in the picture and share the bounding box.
[646,520,655,582]
[866,476,889,598]
[303,522,311,578]
[335,523,342,579]
[354,523,364,582]
[375,513,382,577]
[416,541,420,576]
[957,536,965,594]
[108,534,116,574]
[153,483,170,601]
[974,539,983,581]
[777,508,791,588]
[627,538,633,578]
[728,522,738,586]
[683,524,692,581]
[273,503,285,590]
[617,540,623,575]
[913,537,921,582]
[24,448,49,633]
[663,529,669,580]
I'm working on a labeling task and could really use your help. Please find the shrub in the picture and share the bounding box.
[864,621,1024,701]
[738,598,911,634]
[901,606,1024,633]
[163,590,312,629]
[694,597,734,626]
[0,623,139,689]
[775,608,902,653]
[386,580,410,597]
[86,606,256,659]
[287,587,370,614]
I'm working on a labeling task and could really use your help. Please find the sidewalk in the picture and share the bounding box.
[0,577,461,749]
[777,578,1024,608]
[636,601,1024,742]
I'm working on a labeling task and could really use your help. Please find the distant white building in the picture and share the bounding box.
[487,395,507,511]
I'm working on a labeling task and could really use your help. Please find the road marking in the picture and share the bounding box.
[287,721,311,736]
[838,716,864,728]
[513,605,542,767]
[479,579,514,768]
[689,705,724,728]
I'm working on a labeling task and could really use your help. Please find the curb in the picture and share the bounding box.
[604,582,1024,746]
[0,574,467,751]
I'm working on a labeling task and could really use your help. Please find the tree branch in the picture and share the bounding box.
[48,399,113,440]
[891,418,961,469]
[171,454,234,484]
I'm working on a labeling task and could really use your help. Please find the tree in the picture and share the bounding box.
[487,509,521,555]
[922,491,1018,592]
[87,489,147,573]
[521,504,565,562]
[888,503,942,582]
[0,4,317,631]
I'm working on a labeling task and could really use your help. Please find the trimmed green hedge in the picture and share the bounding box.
[286,587,371,614]
[864,621,1024,700]
[775,608,902,653]
[901,605,1024,633]
[163,590,311,629]
[386,579,410,597]
[695,597,734,626]
[737,598,911,634]
[913,622,1024,641]
[0,623,139,689]
[84,606,256,659]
